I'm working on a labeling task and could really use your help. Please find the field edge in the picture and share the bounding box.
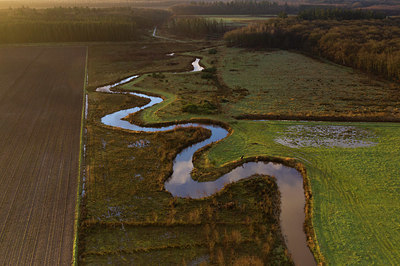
[72,46,88,266]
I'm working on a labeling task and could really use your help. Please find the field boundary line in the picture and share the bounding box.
[72,46,88,266]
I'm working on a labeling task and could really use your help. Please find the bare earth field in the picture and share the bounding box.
[0,46,86,265]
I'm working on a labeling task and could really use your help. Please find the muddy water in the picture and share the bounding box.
[275,124,376,148]
[96,59,315,266]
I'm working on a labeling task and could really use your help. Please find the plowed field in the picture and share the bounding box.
[0,46,86,265]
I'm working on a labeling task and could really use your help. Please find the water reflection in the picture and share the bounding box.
[191,58,204,72]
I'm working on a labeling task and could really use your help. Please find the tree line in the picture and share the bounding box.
[170,1,397,16]
[224,17,400,81]
[167,17,227,38]
[298,7,386,20]
[0,22,138,43]
[0,7,171,43]
[171,1,297,15]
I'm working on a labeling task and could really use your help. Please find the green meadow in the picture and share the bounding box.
[205,120,400,264]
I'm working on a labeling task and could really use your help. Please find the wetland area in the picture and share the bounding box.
[81,38,400,265]
[95,64,314,265]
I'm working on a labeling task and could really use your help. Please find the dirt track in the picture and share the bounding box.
[0,46,86,265]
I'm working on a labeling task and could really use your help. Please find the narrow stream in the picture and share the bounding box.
[95,59,316,266]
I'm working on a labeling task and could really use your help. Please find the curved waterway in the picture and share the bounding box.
[95,59,315,266]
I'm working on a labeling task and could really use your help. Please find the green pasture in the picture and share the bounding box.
[206,120,400,265]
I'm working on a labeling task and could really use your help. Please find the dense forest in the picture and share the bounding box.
[298,7,385,20]
[301,0,398,6]
[224,17,400,81]
[0,7,171,43]
[171,1,297,15]
[291,0,400,16]
[167,17,227,38]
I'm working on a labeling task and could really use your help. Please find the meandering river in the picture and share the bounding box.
[95,58,315,266]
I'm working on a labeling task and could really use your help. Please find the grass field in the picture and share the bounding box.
[0,46,86,265]
[202,120,400,265]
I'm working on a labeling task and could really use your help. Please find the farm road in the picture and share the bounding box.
[0,46,86,265]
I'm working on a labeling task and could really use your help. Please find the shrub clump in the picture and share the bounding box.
[151,72,165,79]
[181,100,217,114]
[201,67,217,79]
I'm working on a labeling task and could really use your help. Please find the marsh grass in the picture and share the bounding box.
[126,46,400,125]
[220,48,400,121]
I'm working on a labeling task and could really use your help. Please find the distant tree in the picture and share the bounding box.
[278,11,288,18]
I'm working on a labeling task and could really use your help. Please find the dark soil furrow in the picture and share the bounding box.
[0,46,86,265]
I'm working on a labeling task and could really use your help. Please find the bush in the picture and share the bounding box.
[181,100,217,114]
[202,67,217,73]
[201,72,215,79]
[151,72,165,79]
